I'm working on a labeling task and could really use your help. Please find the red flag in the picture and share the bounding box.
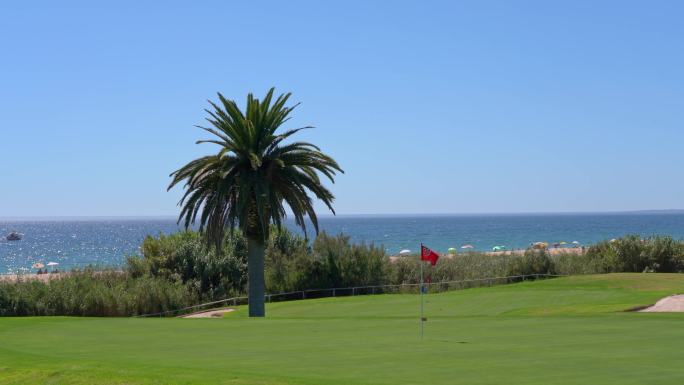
[420,244,440,266]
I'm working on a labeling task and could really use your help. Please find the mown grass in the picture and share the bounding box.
[2,273,684,385]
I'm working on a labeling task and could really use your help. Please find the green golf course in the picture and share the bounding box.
[2,273,684,384]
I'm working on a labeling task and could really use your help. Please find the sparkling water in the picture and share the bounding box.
[2,213,684,274]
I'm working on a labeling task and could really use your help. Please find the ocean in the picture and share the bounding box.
[2,213,684,274]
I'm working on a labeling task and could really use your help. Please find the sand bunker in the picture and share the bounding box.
[639,295,684,312]
[180,308,235,318]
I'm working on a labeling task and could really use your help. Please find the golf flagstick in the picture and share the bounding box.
[420,243,424,340]
[419,244,439,340]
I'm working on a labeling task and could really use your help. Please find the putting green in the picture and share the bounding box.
[2,273,684,384]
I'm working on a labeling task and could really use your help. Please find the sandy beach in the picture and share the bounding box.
[388,247,585,262]
[485,247,586,257]
[0,273,65,283]
[0,270,124,283]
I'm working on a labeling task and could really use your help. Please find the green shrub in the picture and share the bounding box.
[128,231,247,300]
[551,235,684,274]
[303,232,388,289]
[389,251,550,289]
[264,226,312,293]
[0,270,196,317]
[5,231,684,317]
[549,252,599,275]
[508,249,553,277]
[644,236,684,272]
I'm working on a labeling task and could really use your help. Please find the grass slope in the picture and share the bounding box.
[2,273,684,385]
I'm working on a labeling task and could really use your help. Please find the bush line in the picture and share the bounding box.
[2,230,683,316]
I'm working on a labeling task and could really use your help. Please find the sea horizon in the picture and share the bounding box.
[3,208,684,221]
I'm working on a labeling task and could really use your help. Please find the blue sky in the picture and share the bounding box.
[1,1,683,216]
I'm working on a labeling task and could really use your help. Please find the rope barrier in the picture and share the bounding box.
[136,273,564,318]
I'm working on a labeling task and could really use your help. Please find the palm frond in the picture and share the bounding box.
[170,88,343,248]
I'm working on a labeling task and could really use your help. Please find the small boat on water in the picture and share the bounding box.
[6,231,23,241]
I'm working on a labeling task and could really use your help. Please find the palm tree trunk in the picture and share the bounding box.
[247,237,266,317]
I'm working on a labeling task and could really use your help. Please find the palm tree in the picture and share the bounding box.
[169,88,343,317]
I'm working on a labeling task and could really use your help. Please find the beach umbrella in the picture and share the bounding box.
[492,245,506,251]
[532,242,548,249]
[399,249,411,255]
[559,241,567,245]
[47,262,59,273]
[447,247,457,255]
[461,244,474,249]
[31,262,45,269]
[571,241,580,244]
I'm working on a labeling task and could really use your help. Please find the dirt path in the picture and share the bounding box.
[640,295,684,312]
[180,308,235,318]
